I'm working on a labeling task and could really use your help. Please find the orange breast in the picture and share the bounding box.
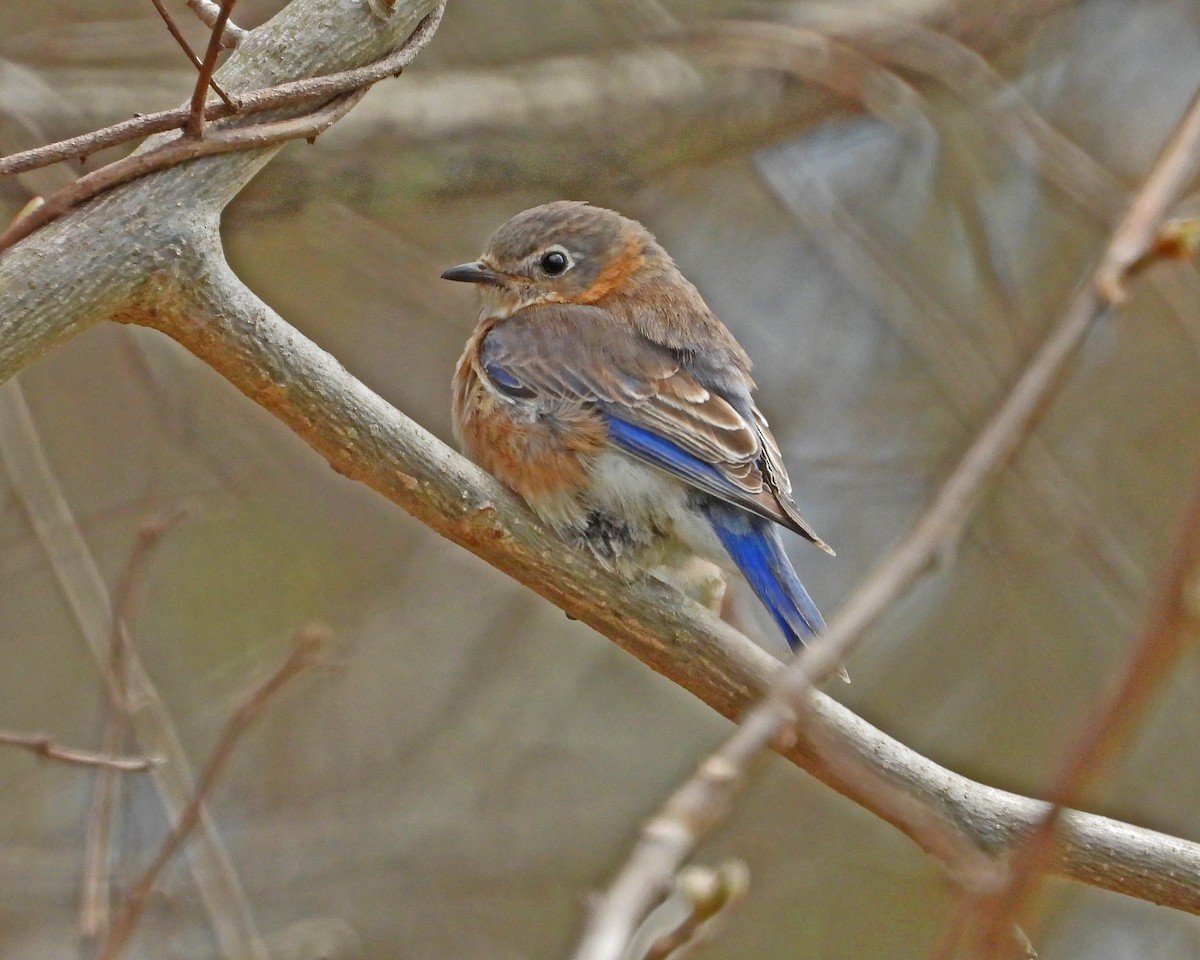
[452,336,607,508]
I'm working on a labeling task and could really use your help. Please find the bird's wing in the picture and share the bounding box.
[478,303,832,551]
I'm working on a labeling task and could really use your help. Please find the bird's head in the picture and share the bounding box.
[441,201,659,316]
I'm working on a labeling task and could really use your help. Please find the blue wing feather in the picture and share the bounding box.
[482,360,536,398]
[603,416,729,490]
[703,502,826,648]
[604,417,824,648]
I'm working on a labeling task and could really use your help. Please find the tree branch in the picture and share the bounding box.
[1096,86,1200,300]
[0,0,1197,946]
[0,1,443,179]
[116,239,1200,920]
[0,1,445,253]
[147,0,236,109]
[0,88,366,252]
[97,627,328,960]
[186,0,238,139]
[569,78,1200,960]
[0,0,445,383]
[0,731,155,772]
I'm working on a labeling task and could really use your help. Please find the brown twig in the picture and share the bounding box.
[80,512,187,950]
[0,0,444,179]
[569,76,1200,960]
[964,467,1200,957]
[0,1,446,256]
[571,704,786,960]
[187,0,248,47]
[148,0,236,109]
[0,90,365,254]
[0,731,155,772]
[96,626,329,960]
[0,381,266,959]
[187,0,239,138]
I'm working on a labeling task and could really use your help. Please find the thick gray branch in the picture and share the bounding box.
[0,0,440,378]
[0,0,1196,926]
[126,241,1200,915]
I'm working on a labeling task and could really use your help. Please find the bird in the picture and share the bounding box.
[444,200,833,651]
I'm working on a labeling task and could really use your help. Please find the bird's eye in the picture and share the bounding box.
[540,249,570,276]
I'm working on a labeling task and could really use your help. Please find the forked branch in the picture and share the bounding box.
[0,3,1197,954]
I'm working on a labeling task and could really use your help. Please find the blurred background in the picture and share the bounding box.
[2,0,1200,957]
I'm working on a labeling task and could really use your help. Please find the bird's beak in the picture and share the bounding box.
[440,261,505,286]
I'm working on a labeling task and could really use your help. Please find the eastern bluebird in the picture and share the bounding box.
[444,201,833,651]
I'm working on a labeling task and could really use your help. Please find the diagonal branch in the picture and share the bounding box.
[1096,86,1200,300]
[99,234,1200,922]
[568,79,1200,960]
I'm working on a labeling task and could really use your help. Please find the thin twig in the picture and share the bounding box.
[639,863,748,960]
[966,467,1200,956]
[0,1,451,256]
[148,0,236,109]
[96,626,329,960]
[0,89,365,254]
[0,4,436,179]
[569,77,1200,960]
[0,731,155,772]
[571,705,786,960]
[187,0,248,47]
[186,0,239,138]
[80,512,187,950]
[1096,86,1200,301]
[0,382,268,960]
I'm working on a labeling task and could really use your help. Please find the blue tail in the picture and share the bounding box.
[703,501,825,649]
